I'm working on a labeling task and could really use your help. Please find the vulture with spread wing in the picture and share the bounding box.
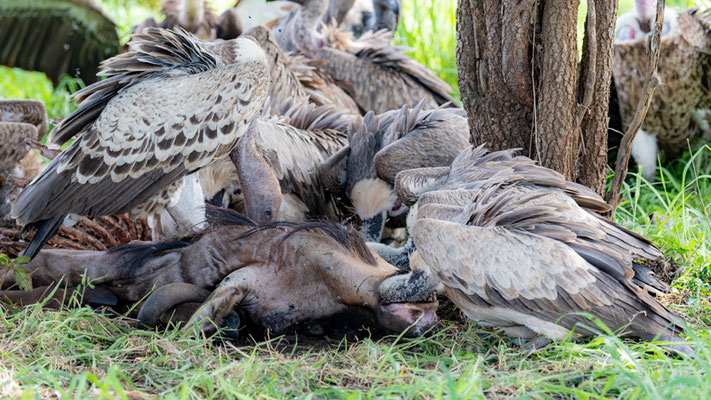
[11,27,269,259]
[613,1,711,179]
[397,146,689,353]
[271,0,454,114]
[0,0,120,85]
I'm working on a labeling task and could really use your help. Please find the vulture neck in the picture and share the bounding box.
[295,0,329,55]
[179,0,205,30]
[634,0,657,25]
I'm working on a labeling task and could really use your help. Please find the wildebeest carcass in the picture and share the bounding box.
[0,207,438,340]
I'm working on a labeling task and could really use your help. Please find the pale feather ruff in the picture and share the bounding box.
[350,178,397,219]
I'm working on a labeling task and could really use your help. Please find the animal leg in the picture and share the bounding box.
[183,268,254,336]
[137,283,211,329]
[166,206,196,234]
[0,282,117,308]
[522,336,554,352]
[630,129,658,181]
[367,239,413,270]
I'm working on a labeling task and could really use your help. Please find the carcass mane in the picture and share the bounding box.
[206,206,376,266]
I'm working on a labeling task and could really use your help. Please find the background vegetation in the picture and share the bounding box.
[1,1,711,398]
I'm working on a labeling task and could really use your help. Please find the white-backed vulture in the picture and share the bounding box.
[271,0,454,113]
[133,0,243,41]
[0,100,48,228]
[199,99,351,222]
[10,28,269,259]
[373,0,399,32]
[244,25,360,115]
[613,3,711,179]
[0,0,120,85]
[0,99,48,139]
[395,145,690,354]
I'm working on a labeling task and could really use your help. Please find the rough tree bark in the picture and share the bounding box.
[456,0,618,195]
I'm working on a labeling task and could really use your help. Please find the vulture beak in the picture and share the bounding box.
[376,269,439,337]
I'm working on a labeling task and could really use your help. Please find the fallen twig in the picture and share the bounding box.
[605,0,665,213]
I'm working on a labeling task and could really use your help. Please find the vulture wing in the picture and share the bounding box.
[411,186,683,342]
[317,27,454,113]
[0,122,37,177]
[0,99,48,139]
[11,28,269,257]
[0,0,119,85]
[374,104,469,183]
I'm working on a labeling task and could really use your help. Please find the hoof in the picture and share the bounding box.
[137,283,211,330]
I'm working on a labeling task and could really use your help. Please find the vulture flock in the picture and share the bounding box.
[0,0,701,354]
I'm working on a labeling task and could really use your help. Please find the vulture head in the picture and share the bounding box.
[269,0,327,57]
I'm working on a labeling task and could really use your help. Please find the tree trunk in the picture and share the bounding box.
[456,0,618,195]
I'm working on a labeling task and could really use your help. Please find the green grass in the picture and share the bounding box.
[3,0,711,398]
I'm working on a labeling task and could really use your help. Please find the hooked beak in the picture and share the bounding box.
[376,269,439,337]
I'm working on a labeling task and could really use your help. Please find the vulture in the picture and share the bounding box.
[132,0,243,41]
[10,28,270,259]
[373,0,399,32]
[0,100,48,227]
[199,99,351,222]
[396,145,690,353]
[271,0,454,113]
[334,101,468,242]
[613,1,711,180]
[244,25,360,115]
[0,0,120,85]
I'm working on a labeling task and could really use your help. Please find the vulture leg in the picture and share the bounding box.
[630,128,659,181]
[183,268,256,336]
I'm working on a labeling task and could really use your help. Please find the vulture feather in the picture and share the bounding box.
[613,3,711,179]
[0,0,120,85]
[11,27,269,259]
[397,145,690,354]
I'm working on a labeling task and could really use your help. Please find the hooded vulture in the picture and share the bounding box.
[10,27,269,259]
[0,0,120,85]
[271,0,454,113]
[613,1,711,180]
[395,145,690,354]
